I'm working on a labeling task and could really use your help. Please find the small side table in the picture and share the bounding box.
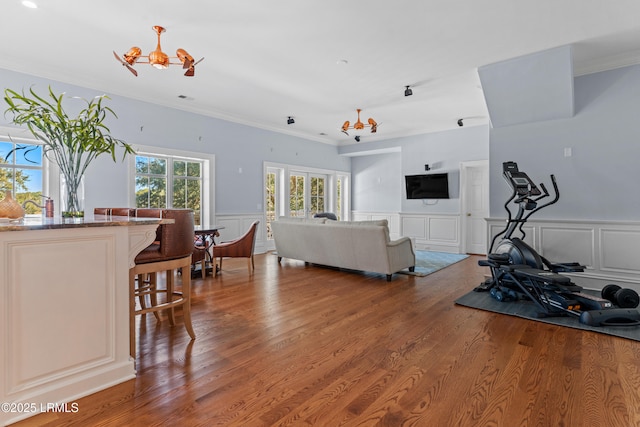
[194,224,225,277]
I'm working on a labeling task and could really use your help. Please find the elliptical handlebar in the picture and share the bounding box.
[550,174,559,204]
[523,174,559,222]
[537,183,549,199]
[494,162,562,247]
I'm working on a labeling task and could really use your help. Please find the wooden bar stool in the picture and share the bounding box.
[129,208,196,358]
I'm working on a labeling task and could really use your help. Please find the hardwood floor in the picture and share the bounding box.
[12,253,640,426]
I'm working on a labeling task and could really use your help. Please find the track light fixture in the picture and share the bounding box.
[287,116,295,125]
[457,119,464,127]
[354,136,361,142]
[404,85,413,97]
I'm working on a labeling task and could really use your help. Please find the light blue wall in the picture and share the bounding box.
[489,64,640,221]
[351,152,401,212]
[479,46,574,127]
[5,60,636,223]
[0,69,351,215]
[350,125,490,214]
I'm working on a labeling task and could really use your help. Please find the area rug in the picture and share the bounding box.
[455,289,640,342]
[400,250,469,277]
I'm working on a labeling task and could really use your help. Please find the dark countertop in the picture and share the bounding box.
[0,214,167,232]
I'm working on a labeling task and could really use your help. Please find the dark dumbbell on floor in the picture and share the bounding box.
[601,284,640,308]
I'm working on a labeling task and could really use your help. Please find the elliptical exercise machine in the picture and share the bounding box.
[476,161,640,326]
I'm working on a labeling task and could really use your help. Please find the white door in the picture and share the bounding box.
[461,161,489,254]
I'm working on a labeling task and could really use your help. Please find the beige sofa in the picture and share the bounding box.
[271,217,415,281]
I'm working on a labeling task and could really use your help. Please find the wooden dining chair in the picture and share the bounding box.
[213,221,259,275]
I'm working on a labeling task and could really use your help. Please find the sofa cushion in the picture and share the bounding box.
[277,216,326,224]
[327,219,390,241]
[330,219,388,227]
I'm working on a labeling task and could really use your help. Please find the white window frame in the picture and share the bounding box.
[336,173,350,221]
[0,126,55,210]
[129,144,215,225]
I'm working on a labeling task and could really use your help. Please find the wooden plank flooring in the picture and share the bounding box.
[12,253,640,426]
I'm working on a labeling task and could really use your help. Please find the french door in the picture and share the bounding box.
[265,163,350,249]
[289,171,326,218]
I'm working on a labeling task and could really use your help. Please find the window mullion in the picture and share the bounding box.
[168,157,174,208]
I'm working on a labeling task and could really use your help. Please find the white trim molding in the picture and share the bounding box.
[486,217,640,291]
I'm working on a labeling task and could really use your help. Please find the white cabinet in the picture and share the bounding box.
[0,220,159,426]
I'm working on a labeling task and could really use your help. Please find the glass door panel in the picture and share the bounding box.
[266,170,277,240]
[289,174,305,217]
[309,175,326,218]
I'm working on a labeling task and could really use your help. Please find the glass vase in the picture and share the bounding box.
[0,190,25,219]
[60,174,85,218]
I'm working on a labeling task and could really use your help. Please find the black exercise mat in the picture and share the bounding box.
[455,289,640,342]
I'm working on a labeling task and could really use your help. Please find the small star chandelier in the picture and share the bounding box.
[341,109,378,136]
[113,25,204,77]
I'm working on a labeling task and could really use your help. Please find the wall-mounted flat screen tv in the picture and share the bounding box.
[405,173,450,199]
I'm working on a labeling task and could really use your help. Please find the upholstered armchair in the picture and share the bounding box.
[214,220,259,275]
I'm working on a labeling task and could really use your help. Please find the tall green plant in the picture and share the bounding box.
[4,86,135,216]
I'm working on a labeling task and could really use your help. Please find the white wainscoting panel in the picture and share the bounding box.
[400,213,461,253]
[600,227,640,273]
[539,226,595,268]
[401,216,426,240]
[353,212,461,253]
[215,214,266,254]
[428,216,458,243]
[486,218,640,290]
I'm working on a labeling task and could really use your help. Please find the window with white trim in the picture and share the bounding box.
[0,137,45,216]
[132,147,212,226]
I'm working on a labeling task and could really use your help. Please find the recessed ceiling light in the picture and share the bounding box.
[22,1,38,9]
[177,94,194,100]
[336,59,348,65]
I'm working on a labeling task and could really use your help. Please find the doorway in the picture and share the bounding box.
[461,160,489,255]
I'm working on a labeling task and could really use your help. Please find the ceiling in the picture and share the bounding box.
[2,0,640,146]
